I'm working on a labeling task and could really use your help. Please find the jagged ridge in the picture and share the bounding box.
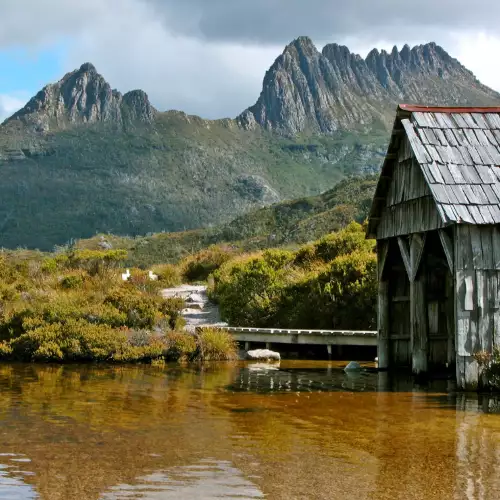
[241,37,500,134]
[5,63,156,132]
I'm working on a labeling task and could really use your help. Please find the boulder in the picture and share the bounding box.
[344,361,362,372]
[245,349,281,361]
[187,293,204,303]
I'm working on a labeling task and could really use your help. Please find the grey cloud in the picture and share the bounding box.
[147,0,500,45]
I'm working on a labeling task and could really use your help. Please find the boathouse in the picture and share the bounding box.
[367,105,500,389]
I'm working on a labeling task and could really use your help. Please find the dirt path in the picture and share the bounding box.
[161,285,227,333]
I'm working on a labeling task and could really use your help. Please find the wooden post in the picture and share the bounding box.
[326,344,332,360]
[410,234,428,376]
[378,280,390,369]
[377,240,390,370]
[244,342,250,351]
[265,342,271,350]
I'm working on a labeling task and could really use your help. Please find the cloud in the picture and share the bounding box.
[145,0,500,45]
[1,0,500,119]
[0,93,29,122]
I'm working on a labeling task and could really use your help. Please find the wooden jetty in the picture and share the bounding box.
[197,326,377,358]
[367,104,500,389]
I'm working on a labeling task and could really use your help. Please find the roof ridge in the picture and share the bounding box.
[399,104,500,114]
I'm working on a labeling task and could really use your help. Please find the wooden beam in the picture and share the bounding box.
[397,236,412,281]
[409,233,426,282]
[378,280,390,370]
[377,240,389,281]
[411,266,428,375]
[438,229,454,274]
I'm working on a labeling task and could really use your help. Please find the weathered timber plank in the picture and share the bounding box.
[479,227,494,270]
[465,273,475,311]
[474,129,491,146]
[439,229,454,273]
[492,227,500,269]
[401,119,431,164]
[476,271,492,352]
[469,225,484,269]
[397,236,412,280]
[471,113,489,129]
[448,163,466,183]
[410,233,426,282]
[378,280,390,369]
[378,240,389,280]
[411,273,428,374]
[456,225,473,271]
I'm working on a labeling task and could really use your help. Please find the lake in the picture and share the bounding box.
[0,361,499,499]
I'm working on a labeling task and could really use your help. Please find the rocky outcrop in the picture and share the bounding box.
[5,63,156,132]
[240,38,500,135]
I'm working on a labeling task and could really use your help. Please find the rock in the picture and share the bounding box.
[6,62,156,132]
[344,361,362,372]
[239,38,499,135]
[246,349,281,361]
[187,293,204,303]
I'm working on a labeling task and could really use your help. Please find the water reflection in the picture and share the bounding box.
[101,459,263,499]
[0,363,498,499]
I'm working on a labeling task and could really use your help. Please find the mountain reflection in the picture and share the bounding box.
[0,363,498,499]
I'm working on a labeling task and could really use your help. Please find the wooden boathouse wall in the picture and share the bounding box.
[368,104,500,390]
[455,225,500,388]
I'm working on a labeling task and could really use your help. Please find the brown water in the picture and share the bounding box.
[0,362,499,499]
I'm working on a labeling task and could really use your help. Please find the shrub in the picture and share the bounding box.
[151,264,182,287]
[181,245,239,282]
[9,319,128,362]
[211,223,377,330]
[68,249,127,275]
[474,348,500,390]
[60,273,85,289]
[313,222,374,263]
[194,328,237,361]
[164,331,197,361]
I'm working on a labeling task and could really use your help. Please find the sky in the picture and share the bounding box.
[1,0,500,122]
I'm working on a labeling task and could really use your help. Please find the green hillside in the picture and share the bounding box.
[0,112,385,250]
[73,175,377,267]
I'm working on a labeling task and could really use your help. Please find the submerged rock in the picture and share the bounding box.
[344,361,362,372]
[246,349,281,361]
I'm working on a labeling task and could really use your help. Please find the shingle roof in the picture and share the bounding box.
[367,105,500,238]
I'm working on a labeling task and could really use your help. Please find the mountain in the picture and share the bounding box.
[240,38,500,134]
[7,63,156,133]
[0,38,498,250]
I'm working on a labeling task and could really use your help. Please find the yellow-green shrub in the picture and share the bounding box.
[212,223,377,330]
[181,245,239,282]
[195,328,237,361]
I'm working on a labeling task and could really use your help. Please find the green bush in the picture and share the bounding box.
[194,328,237,361]
[164,331,197,361]
[60,273,85,289]
[212,224,377,330]
[151,264,182,287]
[181,245,239,282]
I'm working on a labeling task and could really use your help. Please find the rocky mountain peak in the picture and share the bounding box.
[240,39,500,135]
[5,63,156,132]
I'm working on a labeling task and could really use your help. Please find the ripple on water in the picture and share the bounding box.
[0,455,37,499]
[100,459,264,499]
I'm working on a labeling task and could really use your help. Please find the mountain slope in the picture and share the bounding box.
[240,38,500,134]
[0,39,498,250]
[74,175,378,267]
